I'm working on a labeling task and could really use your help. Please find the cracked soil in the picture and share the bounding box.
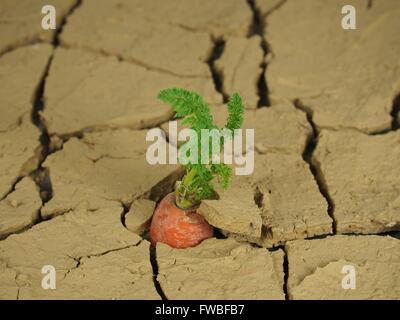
[0,0,399,300]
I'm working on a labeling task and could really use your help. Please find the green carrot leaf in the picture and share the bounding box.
[158,88,245,209]
[225,92,244,132]
[158,88,215,131]
[211,163,232,189]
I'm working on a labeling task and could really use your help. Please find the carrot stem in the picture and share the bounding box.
[175,168,198,209]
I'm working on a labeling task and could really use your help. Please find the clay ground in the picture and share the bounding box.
[0,0,399,300]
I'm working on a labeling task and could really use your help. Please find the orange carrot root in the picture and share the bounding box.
[150,193,214,249]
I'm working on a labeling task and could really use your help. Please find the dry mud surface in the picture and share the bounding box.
[0,0,399,300]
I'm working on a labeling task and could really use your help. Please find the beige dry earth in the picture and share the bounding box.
[0,0,78,55]
[157,238,285,300]
[266,0,400,133]
[286,235,400,299]
[0,0,399,300]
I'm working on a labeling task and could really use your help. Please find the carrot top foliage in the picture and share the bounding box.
[158,88,244,209]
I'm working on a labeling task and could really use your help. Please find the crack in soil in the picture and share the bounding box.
[0,220,41,241]
[265,0,288,17]
[57,120,173,142]
[63,241,144,279]
[30,0,82,217]
[30,55,54,223]
[388,231,400,240]
[0,176,23,202]
[207,39,229,103]
[282,247,289,300]
[294,100,337,234]
[120,201,130,230]
[0,0,84,242]
[367,93,400,135]
[53,0,82,46]
[150,245,168,300]
[213,228,228,239]
[117,51,211,79]
[390,94,400,131]
[267,245,289,299]
[0,55,58,241]
[247,0,270,107]
[62,255,81,280]
[81,242,143,260]
[57,40,212,80]
[253,185,264,208]
[0,40,45,60]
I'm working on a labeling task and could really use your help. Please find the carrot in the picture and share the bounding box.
[150,193,213,248]
[149,88,244,249]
